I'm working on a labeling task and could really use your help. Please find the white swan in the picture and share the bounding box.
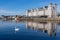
[15,27,19,32]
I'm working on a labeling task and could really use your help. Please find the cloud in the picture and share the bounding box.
[0,9,22,15]
[0,9,18,13]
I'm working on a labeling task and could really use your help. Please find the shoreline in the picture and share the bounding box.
[1,17,60,22]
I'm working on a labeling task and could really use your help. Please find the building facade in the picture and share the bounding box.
[26,3,57,18]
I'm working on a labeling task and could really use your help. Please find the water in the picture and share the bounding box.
[0,20,60,40]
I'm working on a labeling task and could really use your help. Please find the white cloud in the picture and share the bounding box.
[0,9,14,13]
[0,9,23,15]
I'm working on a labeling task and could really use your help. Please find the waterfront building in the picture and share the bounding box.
[26,3,57,18]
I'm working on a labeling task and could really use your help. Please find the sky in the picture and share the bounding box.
[0,0,60,16]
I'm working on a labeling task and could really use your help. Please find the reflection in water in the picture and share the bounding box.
[26,21,57,37]
[1,20,60,40]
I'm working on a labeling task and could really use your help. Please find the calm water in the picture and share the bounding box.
[0,20,60,40]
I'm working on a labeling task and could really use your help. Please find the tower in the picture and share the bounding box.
[53,3,57,18]
[48,3,53,18]
[48,3,57,18]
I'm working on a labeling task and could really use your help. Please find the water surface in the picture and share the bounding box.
[0,20,60,40]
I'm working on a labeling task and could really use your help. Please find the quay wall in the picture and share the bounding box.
[25,18,60,22]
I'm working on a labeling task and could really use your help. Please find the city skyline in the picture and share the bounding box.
[0,0,60,15]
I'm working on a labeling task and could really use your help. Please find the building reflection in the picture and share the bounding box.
[26,21,57,36]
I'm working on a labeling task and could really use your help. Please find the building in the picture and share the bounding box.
[26,3,57,18]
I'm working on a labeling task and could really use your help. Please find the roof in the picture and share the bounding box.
[45,6,48,8]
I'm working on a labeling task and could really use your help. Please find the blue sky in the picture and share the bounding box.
[0,0,60,15]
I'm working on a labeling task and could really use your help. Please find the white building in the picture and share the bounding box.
[26,3,57,18]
